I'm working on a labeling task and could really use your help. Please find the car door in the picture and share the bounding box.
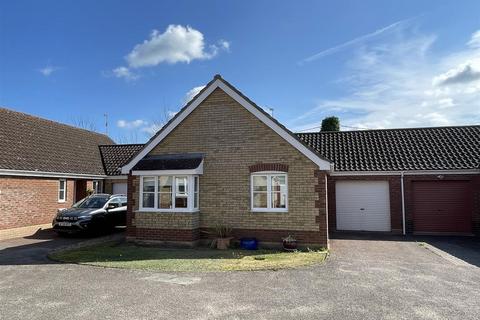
[106,197,127,226]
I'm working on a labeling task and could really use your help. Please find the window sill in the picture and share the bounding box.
[251,209,288,213]
[58,200,66,203]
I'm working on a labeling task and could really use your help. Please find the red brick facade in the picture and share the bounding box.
[327,174,480,236]
[0,176,75,230]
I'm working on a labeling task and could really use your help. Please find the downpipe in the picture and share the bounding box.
[401,171,406,235]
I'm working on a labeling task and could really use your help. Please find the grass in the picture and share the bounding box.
[49,242,328,272]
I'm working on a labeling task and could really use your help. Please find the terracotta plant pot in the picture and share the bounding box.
[283,240,298,251]
[216,237,233,250]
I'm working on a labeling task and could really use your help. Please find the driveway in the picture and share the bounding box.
[0,234,479,320]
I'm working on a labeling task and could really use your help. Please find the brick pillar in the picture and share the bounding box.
[314,170,329,248]
[126,173,136,239]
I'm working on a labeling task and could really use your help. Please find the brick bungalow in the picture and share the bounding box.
[0,108,139,240]
[1,76,479,246]
[120,75,480,248]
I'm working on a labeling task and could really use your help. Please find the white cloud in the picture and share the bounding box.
[184,85,206,104]
[112,66,139,81]
[117,119,146,129]
[117,111,178,137]
[141,123,163,135]
[432,59,480,86]
[467,30,480,48]
[38,65,59,76]
[291,27,480,131]
[299,17,414,64]
[125,25,229,68]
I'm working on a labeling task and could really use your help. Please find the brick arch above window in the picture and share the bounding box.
[249,163,289,173]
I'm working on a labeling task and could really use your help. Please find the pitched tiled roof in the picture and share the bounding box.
[296,126,480,172]
[0,107,115,175]
[99,144,144,175]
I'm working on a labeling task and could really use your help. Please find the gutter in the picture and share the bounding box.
[0,169,107,180]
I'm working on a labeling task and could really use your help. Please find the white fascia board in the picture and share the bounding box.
[104,175,128,180]
[121,79,331,173]
[0,169,107,179]
[330,169,480,176]
[132,161,204,176]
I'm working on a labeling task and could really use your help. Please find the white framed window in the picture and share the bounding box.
[139,175,199,212]
[58,179,67,202]
[92,180,102,194]
[251,172,288,212]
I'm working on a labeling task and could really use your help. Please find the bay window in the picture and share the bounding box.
[251,172,288,212]
[140,175,199,212]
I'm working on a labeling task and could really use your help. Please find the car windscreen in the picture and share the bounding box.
[76,197,108,209]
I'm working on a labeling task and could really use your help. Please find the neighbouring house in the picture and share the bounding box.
[0,108,140,240]
[120,75,480,248]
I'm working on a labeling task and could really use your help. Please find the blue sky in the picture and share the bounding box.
[1,0,479,143]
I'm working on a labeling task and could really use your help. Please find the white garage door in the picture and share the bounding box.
[112,182,127,195]
[336,181,391,232]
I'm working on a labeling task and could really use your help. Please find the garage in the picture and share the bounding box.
[412,180,472,234]
[112,182,127,195]
[335,181,391,232]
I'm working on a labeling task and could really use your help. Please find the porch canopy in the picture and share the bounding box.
[131,153,204,175]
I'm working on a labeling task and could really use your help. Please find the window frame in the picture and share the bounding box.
[139,175,199,212]
[92,180,102,194]
[251,172,288,213]
[58,179,67,203]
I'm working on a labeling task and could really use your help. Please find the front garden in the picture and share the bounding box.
[49,242,328,272]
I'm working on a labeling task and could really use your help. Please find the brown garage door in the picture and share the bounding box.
[413,180,472,234]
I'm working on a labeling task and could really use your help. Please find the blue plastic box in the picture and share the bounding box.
[240,237,258,250]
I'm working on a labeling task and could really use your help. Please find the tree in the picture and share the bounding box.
[70,116,98,132]
[320,116,340,132]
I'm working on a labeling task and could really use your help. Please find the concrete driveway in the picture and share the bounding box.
[0,234,479,320]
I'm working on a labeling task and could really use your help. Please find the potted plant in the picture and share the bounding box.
[282,235,298,251]
[214,224,233,250]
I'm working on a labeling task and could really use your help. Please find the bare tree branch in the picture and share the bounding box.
[70,116,98,132]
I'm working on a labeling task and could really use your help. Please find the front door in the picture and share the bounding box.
[75,180,87,202]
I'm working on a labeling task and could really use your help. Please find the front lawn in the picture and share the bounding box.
[49,242,328,272]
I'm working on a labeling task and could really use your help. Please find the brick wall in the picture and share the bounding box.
[0,176,75,230]
[129,88,329,246]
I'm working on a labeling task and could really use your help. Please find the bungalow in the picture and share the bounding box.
[120,75,480,248]
[1,75,478,246]
[0,108,140,240]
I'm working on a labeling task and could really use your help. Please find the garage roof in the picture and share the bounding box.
[296,125,480,172]
[99,144,144,176]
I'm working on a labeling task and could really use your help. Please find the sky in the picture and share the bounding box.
[1,0,479,143]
